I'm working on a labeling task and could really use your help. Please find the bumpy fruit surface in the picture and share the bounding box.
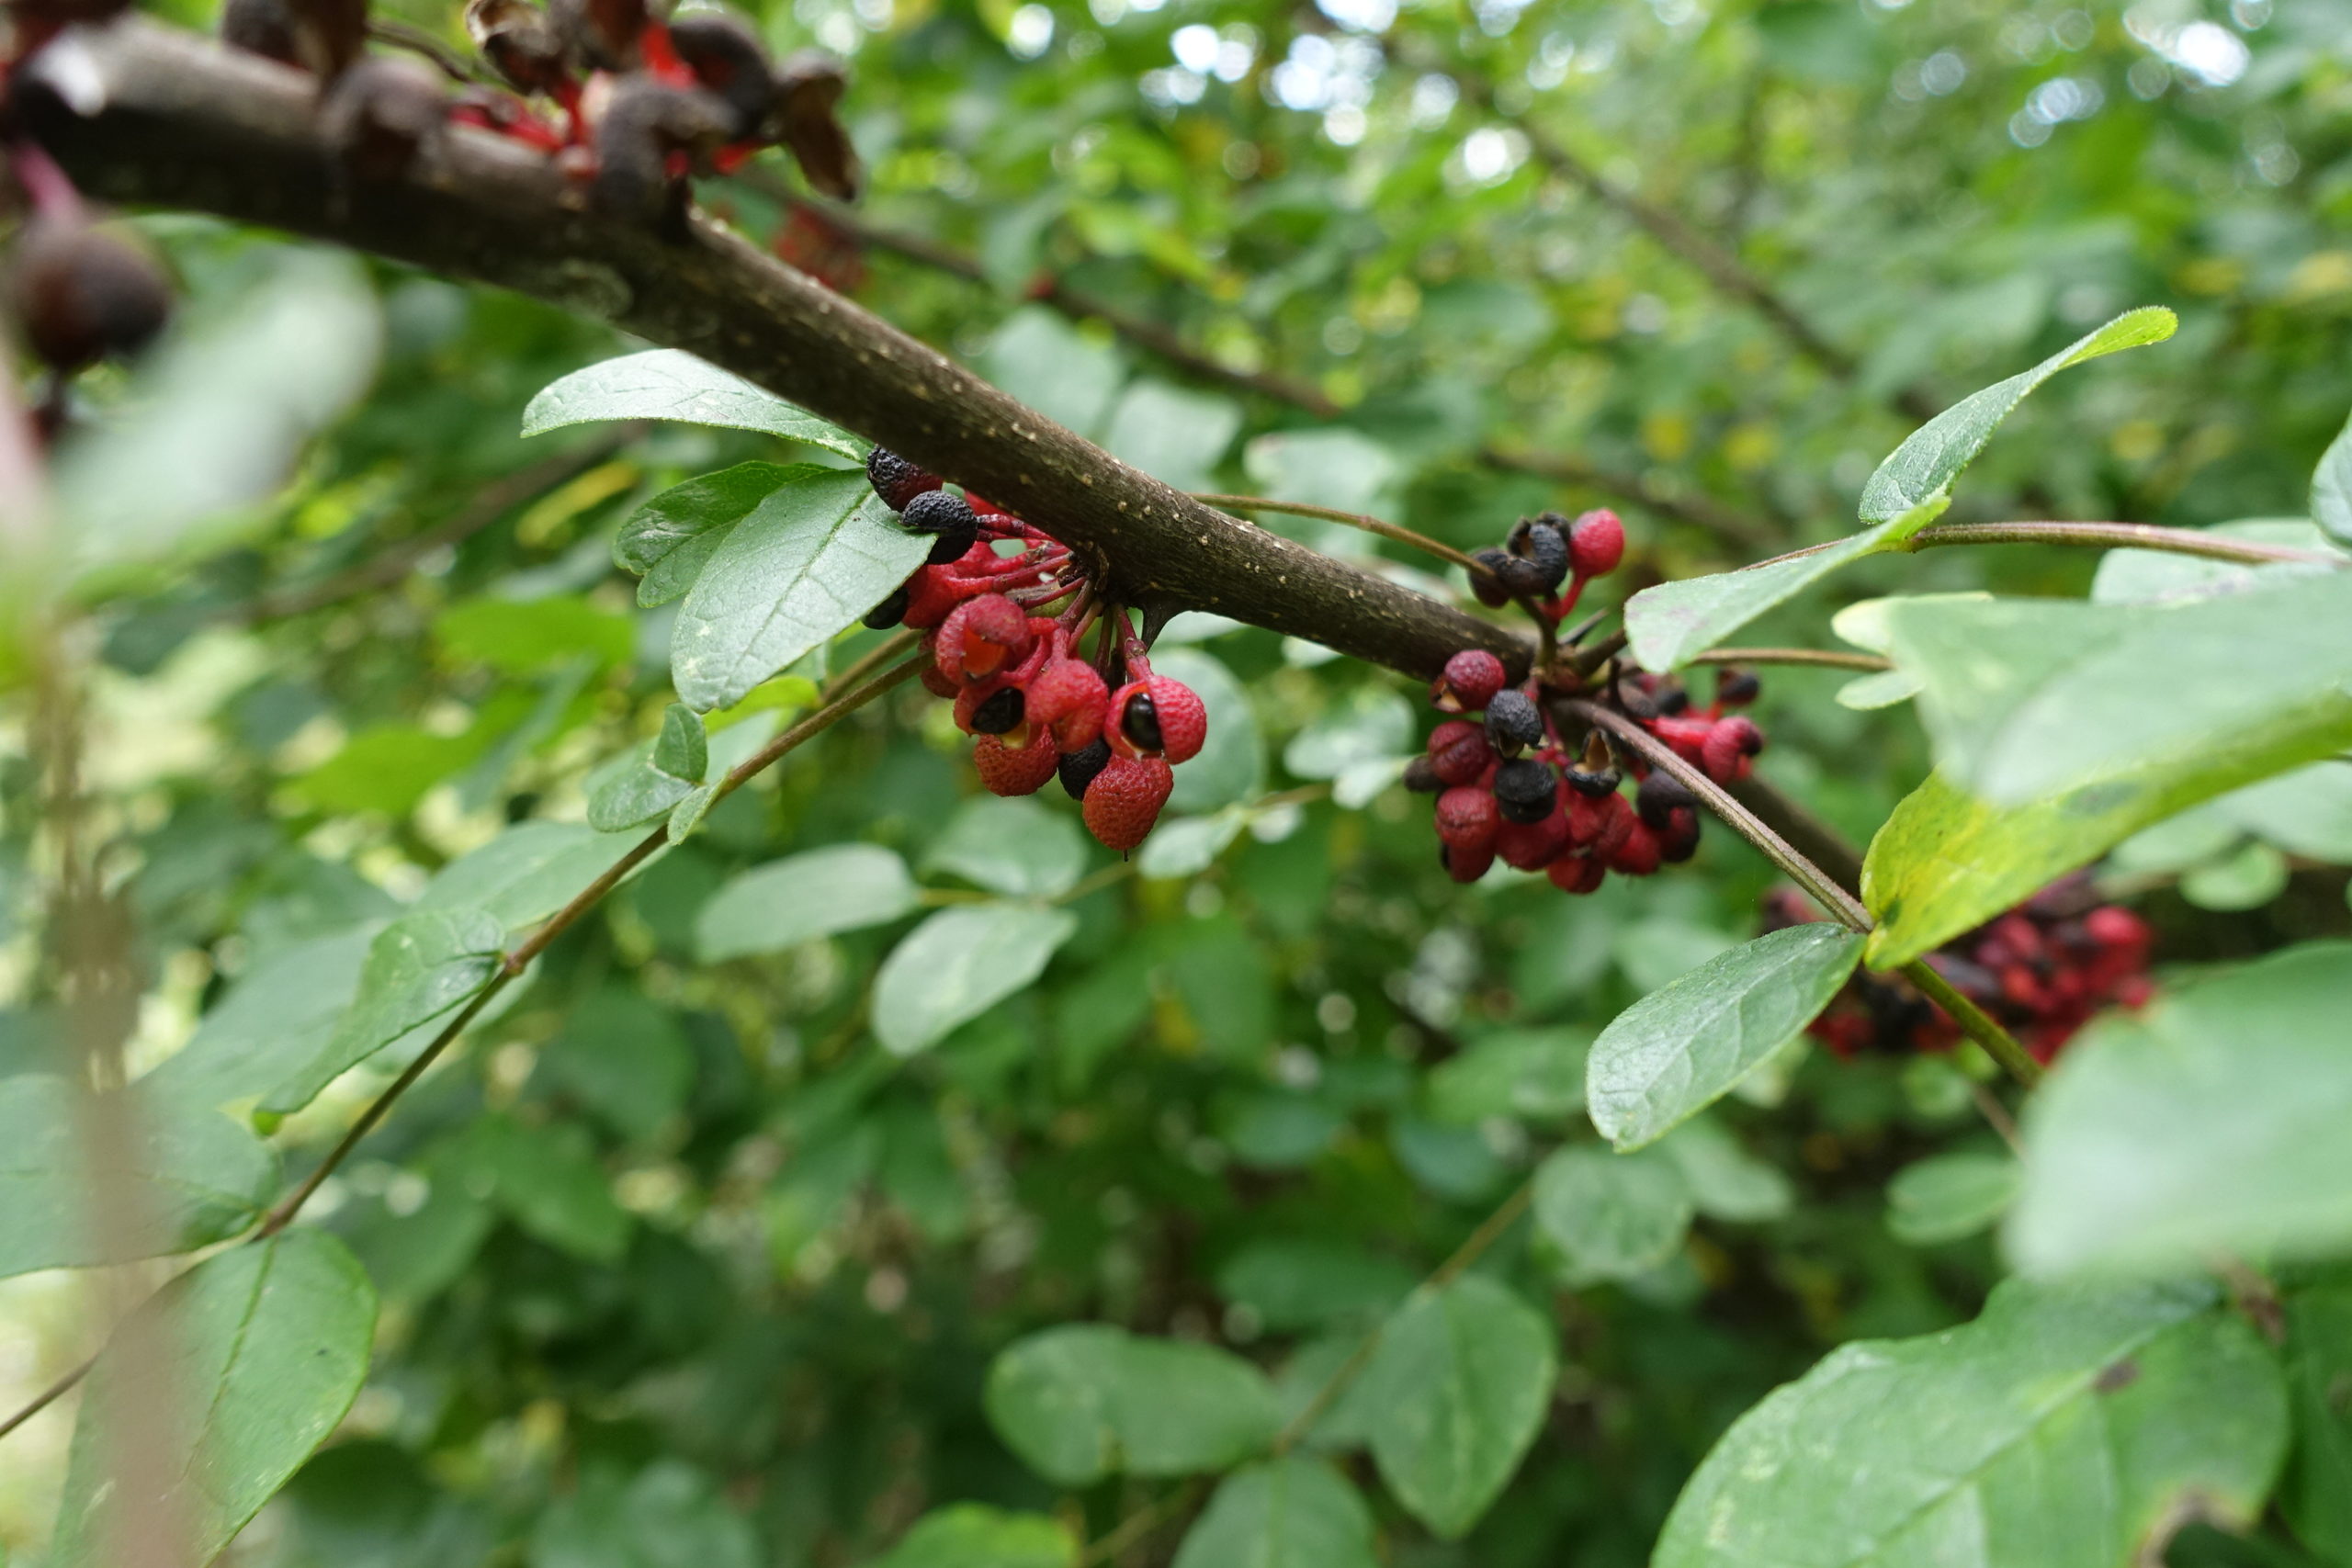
[1026,658,1109,750]
[1485,690,1544,755]
[1496,810,1569,870]
[1082,754,1174,852]
[1567,509,1625,579]
[1433,649,1508,714]
[934,594,1034,684]
[1434,786,1498,852]
[1109,677,1208,763]
[973,733,1062,796]
[1492,757,1556,824]
[865,446,941,511]
[1427,720,1495,787]
[1701,716,1765,784]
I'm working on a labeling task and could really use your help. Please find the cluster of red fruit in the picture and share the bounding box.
[862,449,1206,853]
[1408,509,1768,892]
[1766,877,2155,1064]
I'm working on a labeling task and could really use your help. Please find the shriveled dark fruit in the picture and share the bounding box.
[1495,555,1549,597]
[1427,719,1495,787]
[865,446,941,512]
[1058,736,1113,801]
[1548,852,1607,895]
[1716,668,1760,707]
[1468,547,1516,607]
[900,489,978,537]
[1402,755,1442,793]
[1636,771,1697,829]
[1565,730,1620,797]
[221,0,301,63]
[1440,840,1495,884]
[863,585,909,629]
[1484,689,1544,755]
[667,11,774,141]
[1492,758,1557,825]
[6,218,173,375]
[549,0,651,71]
[465,0,572,96]
[593,76,734,231]
[771,50,863,201]
[1657,807,1702,863]
[322,59,449,184]
[1507,513,1571,592]
[1654,683,1690,716]
[968,683,1025,736]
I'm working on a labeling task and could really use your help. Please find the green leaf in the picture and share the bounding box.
[1425,1027,1589,1125]
[449,1112,631,1263]
[1170,1458,1378,1568]
[262,909,506,1116]
[1532,1145,1694,1281]
[0,1077,277,1278]
[140,926,375,1108]
[2313,407,2352,550]
[1860,308,2177,522]
[1887,1151,2021,1246]
[1098,378,1241,491]
[923,796,1088,898]
[2008,942,2352,1276]
[2180,840,2290,910]
[49,1230,378,1568]
[587,705,707,830]
[418,821,652,935]
[670,469,927,712]
[1884,573,2352,807]
[1216,1238,1416,1332]
[532,1461,759,1568]
[695,843,922,962]
[537,987,692,1143]
[1585,925,1864,1150]
[2213,761,2352,863]
[435,595,633,675]
[1283,686,1415,781]
[1136,810,1249,880]
[1657,1116,1794,1224]
[2091,520,2338,605]
[1623,309,2177,671]
[524,349,865,458]
[616,461,831,607]
[982,1323,1282,1486]
[1653,1279,2287,1568]
[868,1506,1077,1568]
[872,906,1078,1055]
[1153,649,1266,812]
[1360,1276,1557,1538]
[2279,1276,2352,1561]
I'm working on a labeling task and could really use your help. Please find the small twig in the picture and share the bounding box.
[1969,1081,2023,1156]
[1057,860,1138,904]
[1077,1479,1206,1568]
[1688,647,1891,673]
[0,1355,96,1441]
[1901,520,2345,567]
[1900,960,2043,1089]
[1192,491,1483,574]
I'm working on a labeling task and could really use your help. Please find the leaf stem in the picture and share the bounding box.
[1191,491,1485,575]
[1077,1479,1206,1568]
[0,1355,96,1441]
[1686,647,1892,673]
[1901,521,2344,566]
[1899,959,2044,1089]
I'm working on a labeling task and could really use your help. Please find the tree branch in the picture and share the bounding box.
[28,21,1528,682]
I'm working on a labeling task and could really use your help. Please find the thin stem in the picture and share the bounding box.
[1193,492,1485,574]
[1688,647,1892,673]
[1903,521,2345,567]
[0,1355,96,1441]
[1057,861,1137,904]
[1900,960,2044,1089]
[1562,699,1872,931]
[1970,1082,2023,1156]
[1077,1480,1206,1568]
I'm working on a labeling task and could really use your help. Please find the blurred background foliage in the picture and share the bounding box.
[6,0,2352,1560]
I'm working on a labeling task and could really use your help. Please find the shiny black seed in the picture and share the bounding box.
[970,685,1024,735]
[863,584,909,628]
[1469,547,1516,607]
[1121,691,1162,752]
[1059,736,1113,799]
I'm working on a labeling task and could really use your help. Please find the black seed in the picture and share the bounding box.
[1493,758,1556,823]
[863,584,909,628]
[926,513,978,564]
[1059,737,1113,799]
[900,489,977,536]
[1655,684,1690,716]
[1658,808,1701,863]
[1402,755,1442,793]
[1122,691,1162,752]
[1469,547,1516,607]
[1496,555,1549,597]
[1485,690,1543,754]
[970,685,1024,735]
[1510,515,1570,592]
[1717,669,1760,706]
[1637,772,1696,829]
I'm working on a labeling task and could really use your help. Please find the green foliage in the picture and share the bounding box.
[981,1325,1282,1487]
[523,349,864,458]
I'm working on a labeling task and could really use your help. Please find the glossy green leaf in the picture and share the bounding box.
[1884,572,2352,807]
[1658,1117,1794,1224]
[1532,1145,1694,1281]
[616,461,830,607]
[2313,407,2352,549]
[2279,1275,2352,1562]
[524,349,865,458]
[1859,308,2176,521]
[695,843,920,962]
[141,926,375,1108]
[588,705,707,830]
[869,1505,1077,1568]
[873,905,1078,1055]
[1170,1458,1378,1568]
[923,796,1088,898]
[50,1231,378,1568]
[418,822,651,935]
[0,1077,277,1277]
[1625,309,2176,671]
[2009,942,2352,1275]
[263,909,506,1115]
[1887,1151,2021,1246]
[982,1323,1281,1486]
[1586,925,1864,1150]
[670,470,928,711]
[1360,1275,1557,1538]
[1654,1278,2286,1568]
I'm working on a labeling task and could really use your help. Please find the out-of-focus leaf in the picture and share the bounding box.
[524,349,864,458]
[2213,761,2352,863]
[1283,686,1414,780]
[448,1112,630,1263]
[531,1461,759,1568]
[1425,1027,1589,1124]
[49,1231,378,1568]
[1154,648,1265,812]
[435,595,632,674]
[1887,1151,2020,1245]
[263,909,505,1115]
[2090,520,2337,605]
[1170,1458,1377,1568]
[923,796,1088,898]
[1215,1238,1416,1331]
[2280,1277,2352,1561]
[982,1324,1281,1487]
[695,843,920,961]
[670,470,927,711]
[2009,942,2352,1275]
[537,987,692,1142]
[2313,407,2352,549]
[1653,1279,2286,1568]
[1657,1116,1793,1224]
[868,1506,1077,1568]
[872,905,1077,1055]
[1586,926,1864,1150]
[0,1077,277,1277]
[1360,1276,1556,1538]
[1532,1145,1693,1281]
[141,926,374,1108]
[1098,379,1240,491]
